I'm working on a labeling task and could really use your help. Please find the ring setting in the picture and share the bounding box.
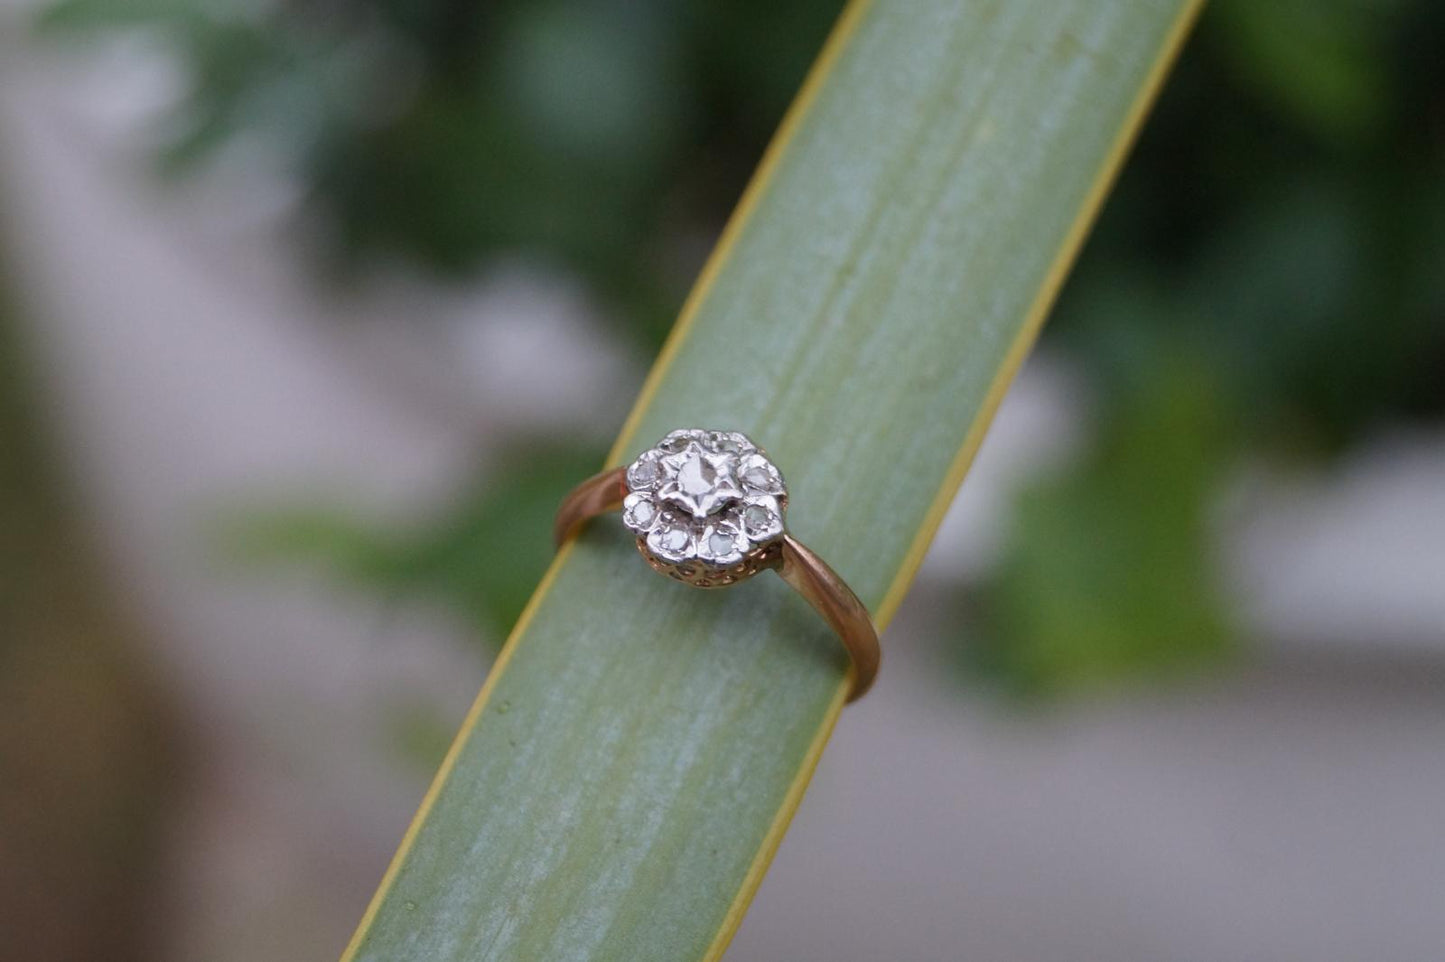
[622,429,787,586]
[553,427,881,701]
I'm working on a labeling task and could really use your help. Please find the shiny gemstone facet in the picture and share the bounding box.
[658,442,744,518]
[627,456,664,491]
[739,497,783,542]
[647,516,694,561]
[622,493,659,533]
[625,429,787,571]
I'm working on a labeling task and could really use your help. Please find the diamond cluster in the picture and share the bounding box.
[623,429,786,570]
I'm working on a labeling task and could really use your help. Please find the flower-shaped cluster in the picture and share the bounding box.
[623,429,786,570]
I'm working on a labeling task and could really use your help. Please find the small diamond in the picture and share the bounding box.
[739,454,784,495]
[658,429,705,453]
[697,523,744,564]
[627,456,664,491]
[647,517,694,561]
[622,493,659,533]
[738,498,783,542]
[707,431,754,455]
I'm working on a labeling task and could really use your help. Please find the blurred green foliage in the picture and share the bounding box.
[37,0,840,344]
[41,0,1445,699]
[975,0,1445,696]
[225,444,601,641]
[976,355,1236,698]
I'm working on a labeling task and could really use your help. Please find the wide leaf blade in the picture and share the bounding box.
[344,2,1202,960]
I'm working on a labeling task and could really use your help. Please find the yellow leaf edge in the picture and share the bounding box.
[339,0,1207,958]
[342,5,874,953]
[697,2,1206,958]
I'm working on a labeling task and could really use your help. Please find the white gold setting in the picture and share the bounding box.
[623,428,787,571]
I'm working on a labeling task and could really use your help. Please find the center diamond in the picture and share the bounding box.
[624,428,787,577]
[659,442,743,518]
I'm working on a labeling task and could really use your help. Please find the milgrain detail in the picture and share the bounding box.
[641,539,783,589]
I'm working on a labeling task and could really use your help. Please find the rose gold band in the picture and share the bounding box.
[554,466,880,701]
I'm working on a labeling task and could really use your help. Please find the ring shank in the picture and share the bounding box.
[776,535,878,701]
[554,466,879,701]
[553,466,628,547]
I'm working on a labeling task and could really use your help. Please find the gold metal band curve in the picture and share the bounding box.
[554,466,880,702]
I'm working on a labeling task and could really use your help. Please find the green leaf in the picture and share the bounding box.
[343,3,1201,960]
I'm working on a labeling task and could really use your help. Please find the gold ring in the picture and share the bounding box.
[553,428,880,701]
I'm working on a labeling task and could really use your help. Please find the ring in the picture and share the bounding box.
[553,428,880,701]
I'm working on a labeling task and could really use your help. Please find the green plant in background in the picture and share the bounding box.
[975,0,1445,694]
[228,444,605,643]
[38,0,1445,702]
[37,0,842,344]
